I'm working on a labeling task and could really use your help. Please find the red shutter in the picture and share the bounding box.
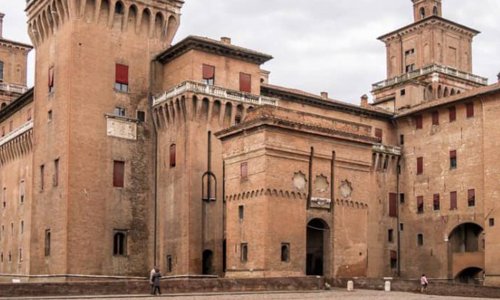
[450,191,457,210]
[449,106,456,122]
[450,150,457,159]
[417,196,424,213]
[468,189,475,206]
[48,67,54,88]
[466,103,474,118]
[390,250,397,260]
[241,162,248,179]
[389,193,397,217]
[433,194,440,210]
[115,64,129,84]
[415,115,423,129]
[169,144,176,167]
[375,128,383,140]
[113,161,125,187]
[432,111,439,125]
[417,157,423,174]
[202,64,215,79]
[239,73,251,93]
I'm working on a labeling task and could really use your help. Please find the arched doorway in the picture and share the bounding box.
[202,249,214,275]
[306,218,329,276]
[449,223,483,253]
[456,267,483,284]
[448,223,484,281]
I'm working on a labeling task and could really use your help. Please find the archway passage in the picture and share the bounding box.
[202,249,214,275]
[449,223,483,253]
[456,267,483,284]
[306,218,329,276]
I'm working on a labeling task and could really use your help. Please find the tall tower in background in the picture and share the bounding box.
[371,0,487,112]
[25,0,182,278]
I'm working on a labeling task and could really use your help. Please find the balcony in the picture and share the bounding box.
[0,82,29,95]
[153,81,279,107]
[0,120,33,147]
[372,64,488,91]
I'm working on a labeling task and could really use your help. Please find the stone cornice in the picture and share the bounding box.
[156,35,273,65]
[0,88,33,123]
[378,16,479,42]
[0,38,33,51]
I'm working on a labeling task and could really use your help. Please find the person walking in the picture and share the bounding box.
[149,266,157,295]
[151,267,162,296]
[420,274,429,293]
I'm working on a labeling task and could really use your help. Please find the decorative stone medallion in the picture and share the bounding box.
[339,180,353,198]
[314,175,329,193]
[292,171,307,191]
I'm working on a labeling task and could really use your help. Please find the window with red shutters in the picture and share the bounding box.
[113,161,125,188]
[450,191,457,210]
[239,73,251,93]
[240,162,248,180]
[466,102,474,118]
[417,196,424,214]
[202,64,215,85]
[48,66,55,93]
[450,150,457,169]
[415,115,423,129]
[468,189,475,207]
[449,106,456,122]
[115,64,129,92]
[433,194,440,210]
[389,193,398,217]
[375,128,383,141]
[432,111,439,125]
[169,144,176,168]
[417,157,423,175]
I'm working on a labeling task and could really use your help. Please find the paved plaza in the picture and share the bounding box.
[1,290,490,300]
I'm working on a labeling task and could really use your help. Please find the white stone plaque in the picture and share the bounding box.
[106,117,137,140]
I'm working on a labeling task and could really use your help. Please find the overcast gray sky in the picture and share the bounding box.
[2,0,499,104]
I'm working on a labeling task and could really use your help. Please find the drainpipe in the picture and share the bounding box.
[222,160,226,274]
[396,156,401,277]
[307,147,314,210]
[149,61,159,267]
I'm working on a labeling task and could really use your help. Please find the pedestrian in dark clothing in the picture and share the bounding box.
[152,267,162,296]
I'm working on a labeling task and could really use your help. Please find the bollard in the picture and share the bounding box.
[347,280,354,291]
[385,280,391,292]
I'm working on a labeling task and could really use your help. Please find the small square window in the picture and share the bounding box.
[417,234,424,246]
[489,218,495,227]
[388,229,394,243]
[400,193,405,204]
[400,89,406,96]
[137,110,145,122]
[114,107,126,117]
[400,223,404,231]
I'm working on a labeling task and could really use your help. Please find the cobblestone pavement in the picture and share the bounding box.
[3,290,490,300]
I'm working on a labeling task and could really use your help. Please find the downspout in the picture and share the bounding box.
[149,60,159,267]
[222,160,226,274]
[307,147,314,210]
[396,156,401,277]
[330,151,336,279]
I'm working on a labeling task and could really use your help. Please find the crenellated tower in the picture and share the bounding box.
[25,0,182,278]
[371,0,487,112]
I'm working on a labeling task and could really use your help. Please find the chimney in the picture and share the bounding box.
[0,13,4,39]
[360,94,369,108]
[320,92,328,99]
[220,37,231,45]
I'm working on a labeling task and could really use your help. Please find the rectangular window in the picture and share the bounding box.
[468,189,475,207]
[169,144,176,167]
[53,159,59,187]
[390,250,397,269]
[450,191,457,210]
[0,61,3,81]
[489,218,495,227]
[400,223,404,231]
[416,157,423,175]
[466,102,474,118]
[433,194,440,210]
[113,161,125,188]
[281,243,290,262]
[375,128,383,141]
[404,49,415,56]
[44,229,51,256]
[400,134,404,145]
[137,110,145,122]
[417,234,424,246]
[19,248,23,262]
[40,165,45,191]
[400,193,405,204]
[202,64,215,86]
[405,64,415,73]
[113,230,127,256]
[166,255,173,272]
[432,111,439,125]
[48,66,55,93]
[415,115,423,129]
[450,150,457,169]
[400,89,406,96]
[115,63,129,92]
[19,180,25,204]
[449,106,456,122]
[238,205,244,221]
[240,243,248,263]
[114,107,126,117]
[239,72,251,93]
[417,196,424,214]
[389,193,397,217]
[240,162,248,180]
[388,229,394,243]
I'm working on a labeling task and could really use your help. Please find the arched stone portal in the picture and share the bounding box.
[306,218,330,276]
[448,223,484,281]
[456,267,483,284]
[202,249,214,275]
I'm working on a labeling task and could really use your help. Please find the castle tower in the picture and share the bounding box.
[0,12,32,107]
[25,0,182,278]
[371,0,487,112]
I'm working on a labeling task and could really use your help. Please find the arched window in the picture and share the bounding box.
[113,231,127,256]
[433,6,438,16]
[114,1,124,14]
[281,243,290,262]
[0,61,4,81]
[420,7,426,19]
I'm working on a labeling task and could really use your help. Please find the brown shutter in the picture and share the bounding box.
[202,64,215,79]
[113,161,125,187]
[450,191,457,210]
[390,250,397,260]
[239,73,251,93]
[432,111,439,125]
[389,193,397,217]
[449,106,456,122]
[450,150,457,159]
[415,115,423,129]
[417,157,423,174]
[169,144,176,167]
[466,103,474,118]
[375,128,383,140]
[417,196,424,213]
[115,64,129,84]
[433,193,440,210]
